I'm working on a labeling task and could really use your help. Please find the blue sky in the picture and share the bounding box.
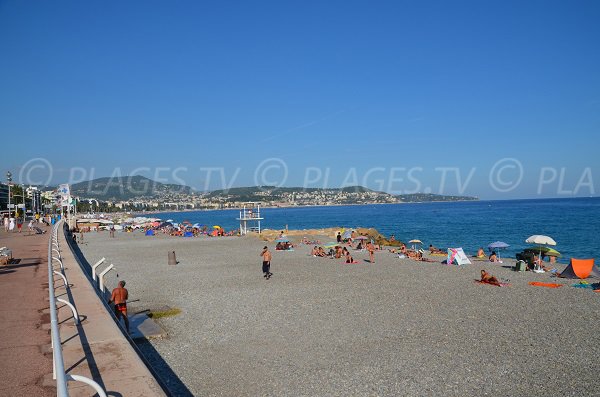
[1,1,599,199]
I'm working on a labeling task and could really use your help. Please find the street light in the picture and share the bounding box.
[6,171,12,217]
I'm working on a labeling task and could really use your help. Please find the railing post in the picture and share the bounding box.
[53,270,68,288]
[56,298,80,325]
[67,374,108,397]
[92,257,106,282]
[52,256,64,271]
[98,264,115,294]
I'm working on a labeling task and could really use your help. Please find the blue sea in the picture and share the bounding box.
[146,197,600,262]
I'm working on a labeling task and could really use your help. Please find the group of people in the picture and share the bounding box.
[310,240,377,263]
[310,245,359,263]
[3,213,50,234]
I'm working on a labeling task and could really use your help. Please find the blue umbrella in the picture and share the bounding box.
[488,241,509,260]
[275,238,289,243]
[488,241,509,250]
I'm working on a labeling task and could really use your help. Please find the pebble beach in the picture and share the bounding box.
[78,231,600,397]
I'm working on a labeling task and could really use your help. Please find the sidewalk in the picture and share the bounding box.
[0,228,55,397]
[55,226,167,397]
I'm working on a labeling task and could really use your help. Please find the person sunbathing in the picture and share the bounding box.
[355,242,363,250]
[345,252,356,263]
[311,246,320,256]
[476,247,485,258]
[489,251,499,262]
[316,247,328,257]
[429,244,445,254]
[480,270,501,286]
[406,250,419,259]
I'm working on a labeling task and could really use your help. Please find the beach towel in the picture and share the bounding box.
[571,283,595,289]
[528,282,563,288]
[474,280,509,287]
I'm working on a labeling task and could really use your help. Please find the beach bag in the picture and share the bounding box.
[514,260,526,272]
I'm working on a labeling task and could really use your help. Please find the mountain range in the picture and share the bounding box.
[69,175,193,200]
[53,176,477,203]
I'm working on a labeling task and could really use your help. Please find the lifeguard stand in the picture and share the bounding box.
[237,202,263,235]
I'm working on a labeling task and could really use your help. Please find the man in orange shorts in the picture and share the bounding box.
[109,280,129,333]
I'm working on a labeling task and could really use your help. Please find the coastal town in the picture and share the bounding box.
[0,176,477,216]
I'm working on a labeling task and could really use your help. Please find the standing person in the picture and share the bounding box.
[27,219,34,235]
[261,246,273,280]
[366,241,375,263]
[16,217,23,233]
[109,280,130,333]
[337,232,342,244]
[109,226,115,238]
[9,216,15,232]
[3,215,8,231]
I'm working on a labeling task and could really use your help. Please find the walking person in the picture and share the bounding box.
[109,280,130,333]
[261,246,273,280]
[3,215,8,232]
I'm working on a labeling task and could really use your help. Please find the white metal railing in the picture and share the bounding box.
[48,221,107,397]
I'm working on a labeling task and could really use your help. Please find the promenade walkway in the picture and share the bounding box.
[0,225,168,396]
[0,228,55,396]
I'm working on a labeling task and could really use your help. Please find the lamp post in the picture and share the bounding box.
[6,171,12,217]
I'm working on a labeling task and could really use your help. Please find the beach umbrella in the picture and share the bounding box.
[342,230,353,239]
[275,238,289,243]
[526,235,557,272]
[488,241,510,260]
[409,239,422,250]
[213,225,221,229]
[488,241,509,250]
[355,236,368,240]
[323,242,338,248]
[525,235,556,246]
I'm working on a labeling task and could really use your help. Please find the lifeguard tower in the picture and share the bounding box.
[237,202,263,235]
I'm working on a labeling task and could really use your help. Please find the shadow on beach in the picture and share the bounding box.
[66,227,194,397]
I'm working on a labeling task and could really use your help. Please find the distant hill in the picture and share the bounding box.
[71,175,193,200]
[207,185,381,201]
[396,193,478,202]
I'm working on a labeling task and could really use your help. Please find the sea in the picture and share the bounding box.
[145,197,600,263]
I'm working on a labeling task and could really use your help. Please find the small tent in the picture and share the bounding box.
[447,248,472,265]
[559,258,600,279]
[145,229,155,236]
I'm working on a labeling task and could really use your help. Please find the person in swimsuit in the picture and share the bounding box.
[109,280,129,333]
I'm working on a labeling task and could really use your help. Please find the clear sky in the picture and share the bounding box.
[1,1,599,199]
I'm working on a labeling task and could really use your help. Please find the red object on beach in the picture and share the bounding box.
[528,282,563,288]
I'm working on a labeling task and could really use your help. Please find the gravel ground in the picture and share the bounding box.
[78,231,600,397]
